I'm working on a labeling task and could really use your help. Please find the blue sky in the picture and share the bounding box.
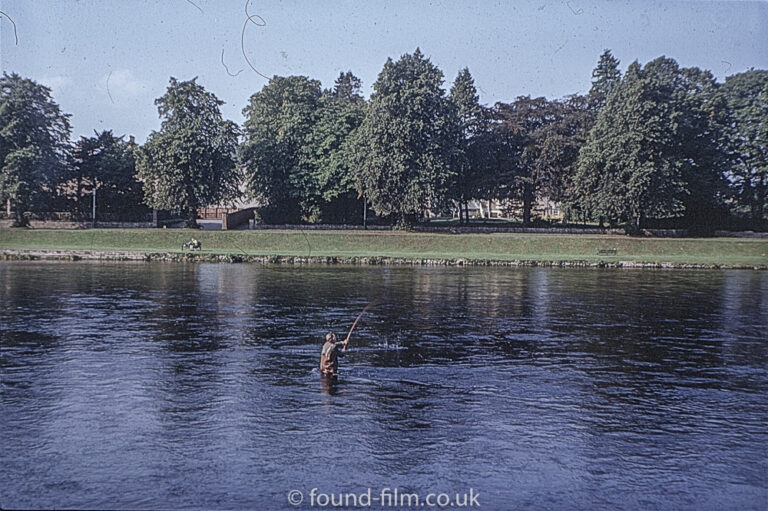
[1,0,766,143]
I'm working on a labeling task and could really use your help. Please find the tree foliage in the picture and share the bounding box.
[588,49,622,111]
[720,69,768,223]
[350,49,460,227]
[449,68,488,223]
[136,77,240,227]
[0,73,71,225]
[71,130,147,220]
[302,72,366,223]
[240,75,322,223]
[572,57,726,233]
[488,95,590,224]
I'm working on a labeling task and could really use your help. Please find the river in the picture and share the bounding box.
[1,262,766,510]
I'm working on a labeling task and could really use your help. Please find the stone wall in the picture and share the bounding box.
[251,224,391,231]
[223,208,256,230]
[0,220,155,229]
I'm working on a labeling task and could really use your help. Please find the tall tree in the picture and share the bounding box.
[350,49,460,227]
[588,49,622,111]
[136,77,240,228]
[304,72,366,223]
[71,130,146,220]
[565,49,622,224]
[534,94,592,212]
[240,75,322,223]
[575,61,683,231]
[674,66,729,234]
[572,57,725,233]
[449,67,487,224]
[495,95,565,225]
[0,73,71,226]
[720,70,768,223]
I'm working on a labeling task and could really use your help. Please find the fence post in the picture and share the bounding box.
[92,187,97,228]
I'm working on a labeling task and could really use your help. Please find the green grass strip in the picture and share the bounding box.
[1,228,766,267]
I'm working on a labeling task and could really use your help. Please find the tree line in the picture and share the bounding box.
[1,49,766,232]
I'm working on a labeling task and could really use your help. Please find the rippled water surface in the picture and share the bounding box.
[1,262,766,510]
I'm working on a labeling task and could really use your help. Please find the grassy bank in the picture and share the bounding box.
[0,228,766,267]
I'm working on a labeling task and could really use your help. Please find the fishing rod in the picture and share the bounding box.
[344,300,380,343]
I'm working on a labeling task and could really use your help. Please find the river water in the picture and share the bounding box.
[1,262,766,510]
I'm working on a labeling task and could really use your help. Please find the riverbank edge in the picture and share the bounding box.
[2,248,765,270]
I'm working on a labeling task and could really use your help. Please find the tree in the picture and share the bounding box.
[350,49,460,227]
[496,95,577,225]
[332,71,363,102]
[588,49,622,111]
[303,72,366,223]
[471,104,519,212]
[71,130,147,221]
[449,68,488,224]
[0,73,71,226]
[136,77,240,228]
[240,75,322,223]
[576,60,685,231]
[572,57,726,233]
[720,70,768,224]
[534,94,592,213]
[674,66,729,234]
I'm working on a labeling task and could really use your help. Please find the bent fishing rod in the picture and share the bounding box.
[344,300,380,344]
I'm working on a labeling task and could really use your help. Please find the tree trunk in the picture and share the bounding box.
[752,180,766,224]
[627,211,642,235]
[522,184,533,226]
[13,205,27,227]
[76,176,82,217]
[185,207,199,229]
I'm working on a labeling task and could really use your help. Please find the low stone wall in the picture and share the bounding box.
[414,225,611,234]
[2,249,765,270]
[0,220,155,229]
[714,230,768,238]
[248,225,765,237]
[252,224,391,231]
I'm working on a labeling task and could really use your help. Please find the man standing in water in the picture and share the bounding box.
[320,332,349,376]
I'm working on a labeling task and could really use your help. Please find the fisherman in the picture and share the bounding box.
[320,332,349,376]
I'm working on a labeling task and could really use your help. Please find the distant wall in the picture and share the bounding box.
[252,224,391,230]
[0,220,155,229]
[222,208,256,230]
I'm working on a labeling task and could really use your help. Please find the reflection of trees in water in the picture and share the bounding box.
[552,270,730,378]
[497,269,768,495]
[351,267,541,365]
[0,263,66,362]
[719,271,768,368]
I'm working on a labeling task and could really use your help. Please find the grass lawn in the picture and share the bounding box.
[0,228,766,267]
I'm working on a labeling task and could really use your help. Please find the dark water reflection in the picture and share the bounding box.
[1,262,766,510]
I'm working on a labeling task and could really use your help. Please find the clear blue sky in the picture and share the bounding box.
[1,0,766,143]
